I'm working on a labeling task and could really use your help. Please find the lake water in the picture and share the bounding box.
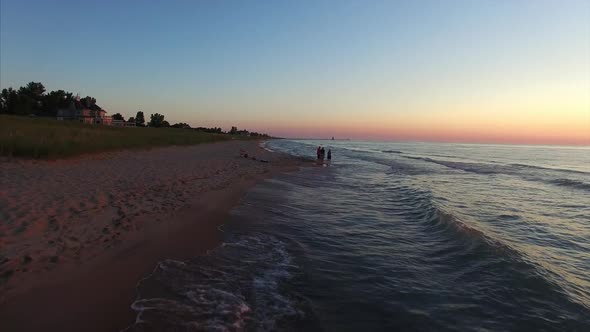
[126,140,590,331]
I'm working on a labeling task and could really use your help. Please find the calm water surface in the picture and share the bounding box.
[127,141,590,331]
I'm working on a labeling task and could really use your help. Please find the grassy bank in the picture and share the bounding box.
[0,115,236,159]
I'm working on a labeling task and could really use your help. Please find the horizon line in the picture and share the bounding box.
[275,137,590,148]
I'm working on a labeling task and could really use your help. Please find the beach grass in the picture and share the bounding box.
[0,115,236,159]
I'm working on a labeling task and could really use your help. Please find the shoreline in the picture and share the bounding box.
[0,140,306,331]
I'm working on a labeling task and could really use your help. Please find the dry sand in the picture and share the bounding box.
[0,140,304,331]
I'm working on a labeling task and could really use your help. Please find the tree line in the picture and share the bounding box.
[1,81,270,137]
[0,82,103,117]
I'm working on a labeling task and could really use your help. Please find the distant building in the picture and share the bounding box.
[112,119,136,127]
[57,99,112,125]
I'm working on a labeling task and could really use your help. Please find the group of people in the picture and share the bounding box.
[317,146,332,161]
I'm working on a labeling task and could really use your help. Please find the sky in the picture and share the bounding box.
[1,0,589,145]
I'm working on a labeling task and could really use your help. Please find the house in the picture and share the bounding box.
[57,97,112,125]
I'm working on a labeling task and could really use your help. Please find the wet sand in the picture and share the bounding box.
[0,140,303,331]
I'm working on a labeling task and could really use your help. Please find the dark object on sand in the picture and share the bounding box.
[239,149,267,162]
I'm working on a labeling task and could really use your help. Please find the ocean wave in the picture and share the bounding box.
[547,178,590,191]
[410,197,590,307]
[386,161,432,175]
[403,156,590,192]
[510,163,590,175]
[409,193,492,246]
[259,141,274,152]
[428,206,484,238]
[125,234,305,332]
[381,150,403,154]
[403,156,504,175]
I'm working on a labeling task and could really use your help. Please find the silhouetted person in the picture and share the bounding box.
[320,147,325,160]
[327,149,332,160]
[317,146,321,159]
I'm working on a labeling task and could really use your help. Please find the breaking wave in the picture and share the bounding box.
[401,156,590,192]
[124,234,308,332]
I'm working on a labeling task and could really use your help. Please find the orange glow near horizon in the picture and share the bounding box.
[265,122,590,146]
[188,75,590,146]
[237,103,590,145]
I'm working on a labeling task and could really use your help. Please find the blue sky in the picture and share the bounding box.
[1,0,589,143]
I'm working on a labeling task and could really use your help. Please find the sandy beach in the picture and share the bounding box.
[0,140,303,331]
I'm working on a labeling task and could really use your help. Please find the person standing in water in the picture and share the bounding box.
[320,147,325,160]
[327,149,332,160]
[317,146,321,159]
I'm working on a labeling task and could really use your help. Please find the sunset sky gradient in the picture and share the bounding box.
[1,0,589,144]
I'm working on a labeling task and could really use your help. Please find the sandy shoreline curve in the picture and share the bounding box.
[0,139,307,331]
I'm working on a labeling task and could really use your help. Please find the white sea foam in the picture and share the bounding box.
[125,233,302,331]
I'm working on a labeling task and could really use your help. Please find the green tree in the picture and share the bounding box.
[148,113,165,127]
[112,113,125,121]
[229,126,238,135]
[14,95,36,115]
[19,82,46,100]
[1,88,19,114]
[128,116,135,124]
[43,90,73,116]
[80,96,99,109]
[14,82,46,115]
[172,122,191,129]
[135,111,145,127]
[0,89,5,113]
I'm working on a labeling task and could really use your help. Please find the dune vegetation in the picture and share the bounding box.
[0,115,238,159]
